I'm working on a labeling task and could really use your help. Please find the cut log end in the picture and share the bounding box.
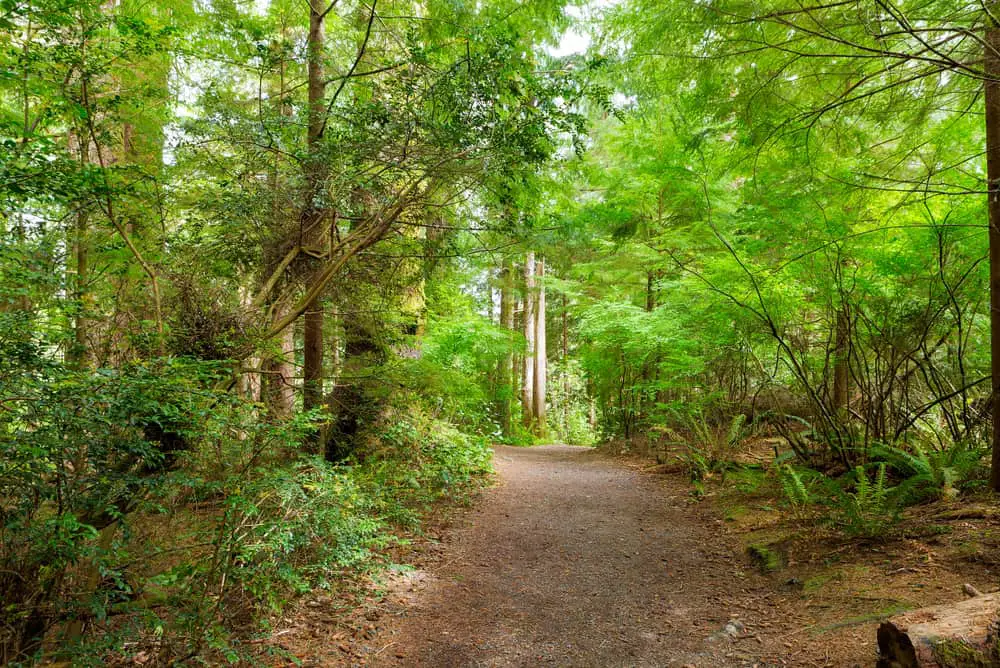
[876,622,919,668]
[876,593,1000,667]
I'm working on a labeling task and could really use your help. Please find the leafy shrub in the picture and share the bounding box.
[774,460,902,539]
[0,330,493,664]
[832,463,898,539]
[0,343,229,663]
[353,404,493,526]
[779,464,813,512]
[871,442,986,504]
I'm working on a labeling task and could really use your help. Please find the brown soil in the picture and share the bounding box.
[276,444,1000,667]
[363,445,848,667]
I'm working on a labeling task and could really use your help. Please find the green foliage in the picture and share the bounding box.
[778,465,813,513]
[664,406,750,463]
[353,405,493,527]
[747,544,784,573]
[546,359,597,445]
[775,461,901,539]
[871,442,987,505]
[833,464,898,540]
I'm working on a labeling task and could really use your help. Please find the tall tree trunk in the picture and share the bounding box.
[522,253,536,430]
[533,257,547,437]
[646,270,655,312]
[265,301,296,418]
[833,304,850,414]
[238,288,261,402]
[562,292,569,436]
[498,260,514,436]
[302,0,326,416]
[69,205,92,369]
[303,300,324,411]
[987,21,1000,492]
[330,313,341,383]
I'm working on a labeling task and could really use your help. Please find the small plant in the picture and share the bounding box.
[834,463,898,539]
[871,442,985,504]
[778,464,813,513]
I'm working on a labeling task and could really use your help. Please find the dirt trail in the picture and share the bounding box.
[363,445,858,667]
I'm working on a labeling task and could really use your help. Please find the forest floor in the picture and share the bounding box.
[274,444,1000,667]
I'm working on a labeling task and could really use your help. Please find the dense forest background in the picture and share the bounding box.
[5,0,1000,664]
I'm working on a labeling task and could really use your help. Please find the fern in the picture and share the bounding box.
[726,413,748,447]
[837,463,896,539]
[779,465,812,509]
[871,442,985,504]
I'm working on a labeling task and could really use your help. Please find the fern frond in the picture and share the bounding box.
[727,413,747,447]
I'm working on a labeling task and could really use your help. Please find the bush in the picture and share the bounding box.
[832,463,898,539]
[0,346,230,663]
[870,442,987,504]
[0,339,493,664]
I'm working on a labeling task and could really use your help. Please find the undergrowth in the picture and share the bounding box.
[650,406,989,542]
[772,441,987,539]
[0,362,492,666]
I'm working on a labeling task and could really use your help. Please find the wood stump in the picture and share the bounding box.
[876,593,1000,667]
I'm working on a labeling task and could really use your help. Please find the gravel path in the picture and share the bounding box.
[369,445,812,667]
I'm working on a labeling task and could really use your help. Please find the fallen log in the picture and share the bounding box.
[876,592,1000,667]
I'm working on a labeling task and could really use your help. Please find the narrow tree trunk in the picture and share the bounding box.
[303,300,324,411]
[265,302,296,418]
[238,288,261,402]
[646,270,655,312]
[330,313,341,383]
[533,257,547,437]
[498,260,514,436]
[833,304,850,414]
[67,128,95,368]
[522,253,536,430]
[512,301,522,426]
[641,269,656,420]
[302,0,326,417]
[562,292,569,436]
[70,210,91,368]
[986,22,1000,492]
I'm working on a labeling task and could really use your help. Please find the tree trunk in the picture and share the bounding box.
[646,270,655,312]
[533,256,547,437]
[522,252,536,430]
[876,593,1000,667]
[562,292,569,436]
[303,299,324,412]
[833,304,850,414]
[498,260,514,436]
[70,207,91,369]
[986,22,1000,492]
[330,313,341,383]
[265,302,296,418]
[301,0,326,417]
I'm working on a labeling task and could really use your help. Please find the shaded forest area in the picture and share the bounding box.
[7,0,1000,665]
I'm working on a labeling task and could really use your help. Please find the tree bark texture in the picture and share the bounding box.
[264,302,296,418]
[986,22,1000,492]
[876,593,1000,667]
[498,261,514,435]
[302,0,326,416]
[533,256,547,437]
[522,252,536,430]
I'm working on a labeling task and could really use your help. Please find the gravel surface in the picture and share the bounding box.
[369,445,809,667]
